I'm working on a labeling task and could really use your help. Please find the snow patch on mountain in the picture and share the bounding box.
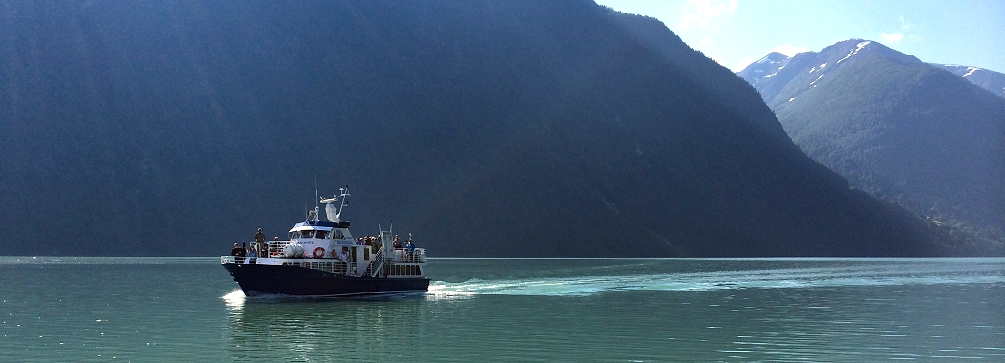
[837,41,871,64]
[810,74,824,86]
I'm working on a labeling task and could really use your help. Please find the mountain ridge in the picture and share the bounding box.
[738,39,1005,239]
[932,64,1005,98]
[1,2,985,257]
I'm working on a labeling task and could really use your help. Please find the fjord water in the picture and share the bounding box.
[2,258,1003,362]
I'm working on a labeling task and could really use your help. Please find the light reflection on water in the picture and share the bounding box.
[224,292,428,362]
[1,258,1002,362]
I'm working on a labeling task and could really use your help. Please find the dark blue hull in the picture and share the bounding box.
[223,263,430,297]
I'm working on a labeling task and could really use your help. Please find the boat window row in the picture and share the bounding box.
[289,230,347,240]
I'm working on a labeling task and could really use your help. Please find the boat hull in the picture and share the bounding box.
[223,263,430,297]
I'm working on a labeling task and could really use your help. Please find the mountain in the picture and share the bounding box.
[738,39,1005,236]
[1,2,983,257]
[933,64,1005,98]
[736,51,793,93]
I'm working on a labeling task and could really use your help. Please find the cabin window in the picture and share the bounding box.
[335,230,344,239]
[316,230,329,239]
[300,230,315,239]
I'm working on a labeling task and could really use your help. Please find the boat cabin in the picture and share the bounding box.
[289,220,352,241]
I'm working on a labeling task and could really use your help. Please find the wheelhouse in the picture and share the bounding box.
[289,220,353,241]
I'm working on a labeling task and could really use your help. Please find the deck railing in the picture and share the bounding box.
[221,256,264,265]
[222,246,426,278]
[391,248,426,263]
[266,241,292,257]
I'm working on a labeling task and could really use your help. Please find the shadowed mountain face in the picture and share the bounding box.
[0,2,978,257]
[933,64,1005,98]
[739,39,1005,235]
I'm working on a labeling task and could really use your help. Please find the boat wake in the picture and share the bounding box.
[222,289,246,310]
[428,262,1005,297]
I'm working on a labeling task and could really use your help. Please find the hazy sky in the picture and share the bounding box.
[595,0,1005,73]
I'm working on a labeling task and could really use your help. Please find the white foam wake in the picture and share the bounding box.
[428,263,1005,296]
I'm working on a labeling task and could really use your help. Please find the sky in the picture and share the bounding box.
[594,0,1005,73]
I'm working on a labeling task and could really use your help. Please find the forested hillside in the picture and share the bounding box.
[1,2,985,257]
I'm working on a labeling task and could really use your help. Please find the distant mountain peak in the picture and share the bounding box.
[834,40,871,65]
[756,52,789,65]
[737,52,792,89]
[737,39,928,103]
[817,39,921,67]
[737,38,1005,239]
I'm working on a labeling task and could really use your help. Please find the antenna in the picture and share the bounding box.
[320,185,352,222]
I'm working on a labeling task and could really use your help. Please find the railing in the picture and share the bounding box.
[221,246,424,278]
[391,248,426,263]
[365,247,384,277]
[288,260,350,275]
[221,255,260,264]
[220,254,265,263]
[266,241,292,257]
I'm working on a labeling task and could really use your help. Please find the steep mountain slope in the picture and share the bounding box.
[934,64,1005,98]
[738,39,1005,234]
[610,14,795,149]
[1,2,977,257]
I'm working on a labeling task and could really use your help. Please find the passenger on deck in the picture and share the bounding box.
[393,235,402,249]
[406,239,415,253]
[247,245,258,263]
[337,247,349,263]
[254,228,266,252]
[231,243,243,257]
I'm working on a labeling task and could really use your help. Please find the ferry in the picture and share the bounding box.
[221,186,430,297]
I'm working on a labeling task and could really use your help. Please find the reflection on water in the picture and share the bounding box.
[224,291,427,362]
[214,259,1005,362]
[2,258,1002,362]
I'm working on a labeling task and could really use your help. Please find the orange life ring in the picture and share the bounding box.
[313,247,325,258]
